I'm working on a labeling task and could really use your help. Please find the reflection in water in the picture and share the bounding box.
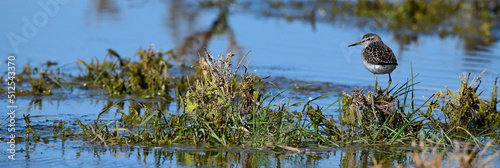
[461,35,497,73]
[464,36,494,53]
[88,0,245,63]
[24,139,488,167]
[165,0,498,76]
[49,143,414,167]
[91,0,120,20]
[85,0,499,74]
[226,0,500,70]
[27,99,43,111]
[249,0,498,53]
[165,0,197,51]
[166,0,243,64]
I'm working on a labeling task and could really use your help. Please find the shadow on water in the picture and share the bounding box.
[170,1,244,64]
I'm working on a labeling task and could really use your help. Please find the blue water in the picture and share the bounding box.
[1,0,499,167]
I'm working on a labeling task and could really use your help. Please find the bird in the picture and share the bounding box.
[348,33,398,95]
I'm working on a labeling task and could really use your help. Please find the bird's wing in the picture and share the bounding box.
[363,41,398,65]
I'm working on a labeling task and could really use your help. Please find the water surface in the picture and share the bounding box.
[1,0,499,167]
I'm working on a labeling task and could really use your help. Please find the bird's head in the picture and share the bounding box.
[348,33,382,47]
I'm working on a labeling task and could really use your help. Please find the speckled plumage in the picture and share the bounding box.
[362,41,397,66]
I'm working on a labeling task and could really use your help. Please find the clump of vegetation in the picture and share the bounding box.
[23,114,39,142]
[425,70,499,142]
[334,69,500,146]
[76,45,173,100]
[72,50,337,148]
[178,51,260,145]
[3,63,60,95]
[338,81,420,145]
[429,70,498,130]
[0,59,77,96]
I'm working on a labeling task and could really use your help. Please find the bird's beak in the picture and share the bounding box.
[348,42,360,47]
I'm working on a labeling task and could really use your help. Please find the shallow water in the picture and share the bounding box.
[1,0,500,167]
[0,140,405,167]
[2,98,500,167]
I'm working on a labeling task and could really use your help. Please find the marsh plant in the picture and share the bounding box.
[74,49,337,148]
[425,70,500,138]
[71,49,497,149]
[2,47,499,157]
[76,46,173,100]
[4,63,61,95]
[338,81,421,145]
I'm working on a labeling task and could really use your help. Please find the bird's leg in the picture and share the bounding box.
[385,73,392,95]
[373,74,378,94]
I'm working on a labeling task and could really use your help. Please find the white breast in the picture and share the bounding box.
[362,59,397,74]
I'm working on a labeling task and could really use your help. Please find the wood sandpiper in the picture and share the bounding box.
[348,33,398,95]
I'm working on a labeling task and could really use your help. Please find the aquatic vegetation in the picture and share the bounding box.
[334,68,500,146]
[76,46,173,100]
[8,64,55,95]
[178,51,260,145]
[425,70,500,142]
[72,50,335,148]
[0,60,75,96]
[4,47,499,150]
[70,49,498,149]
[2,46,498,168]
[338,82,421,145]
[22,114,39,142]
